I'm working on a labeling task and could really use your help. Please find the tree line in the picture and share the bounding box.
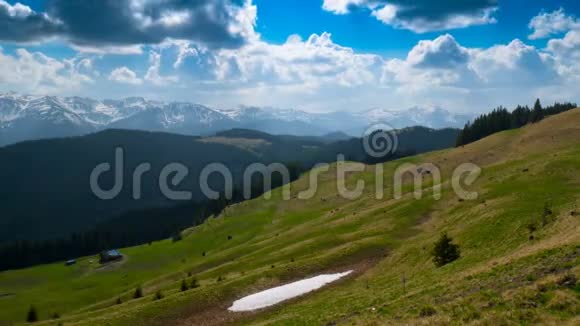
[456,100,577,146]
[0,163,303,271]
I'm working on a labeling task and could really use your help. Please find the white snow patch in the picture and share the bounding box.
[228,270,353,312]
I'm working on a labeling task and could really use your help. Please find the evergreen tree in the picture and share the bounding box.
[133,286,143,299]
[511,105,530,128]
[529,98,544,123]
[26,305,38,323]
[431,233,461,267]
[534,98,542,111]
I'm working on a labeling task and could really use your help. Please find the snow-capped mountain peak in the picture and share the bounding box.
[216,106,314,123]
[0,92,471,146]
[361,106,470,129]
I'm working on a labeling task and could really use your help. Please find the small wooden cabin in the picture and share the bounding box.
[99,250,123,264]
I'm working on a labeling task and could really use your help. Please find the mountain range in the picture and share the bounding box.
[0,92,471,146]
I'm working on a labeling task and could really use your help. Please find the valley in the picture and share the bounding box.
[0,126,458,244]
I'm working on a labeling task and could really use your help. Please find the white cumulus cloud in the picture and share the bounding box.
[407,34,470,68]
[470,40,559,86]
[213,32,383,88]
[322,0,367,14]
[528,8,580,40]
[0,48,93,94]
[108,67,143,85]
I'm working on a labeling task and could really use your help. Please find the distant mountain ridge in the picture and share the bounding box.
[363,106,471,130]
[0,92,471,146]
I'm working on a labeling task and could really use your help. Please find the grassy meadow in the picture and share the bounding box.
[0,109,579,325]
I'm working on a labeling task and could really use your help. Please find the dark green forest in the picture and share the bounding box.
[456,100,577,146]
[0,176,300,271]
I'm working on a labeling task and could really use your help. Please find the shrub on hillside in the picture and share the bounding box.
[133,286,143,299]
[431,233,461,267]
[154,290,164,301]
[419,305,437,317]
[26,305,38,323]
[180,279,189,292]
[190,278,200,288]
[526,221,537,234]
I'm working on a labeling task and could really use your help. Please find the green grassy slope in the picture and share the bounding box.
[1,110,579,325]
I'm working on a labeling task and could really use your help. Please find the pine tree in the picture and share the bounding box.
[431,233,461,267]
[534,98,542,111]
[529,98,544,123]
[27,305,38,323]
[133,286,143,299]
[511,105,530,128]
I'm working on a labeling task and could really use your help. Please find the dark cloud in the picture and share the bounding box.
[389,0,497,22]
[0,1,62,42]
[325,0,498,32]
[0,0,247,48]
[374,0,498,32]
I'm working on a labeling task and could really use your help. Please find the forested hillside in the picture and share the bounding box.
[456,100,576,146]
[0,126,458,271]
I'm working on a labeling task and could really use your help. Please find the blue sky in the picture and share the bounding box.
[1,0,580,113]
[256,0,580,51]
